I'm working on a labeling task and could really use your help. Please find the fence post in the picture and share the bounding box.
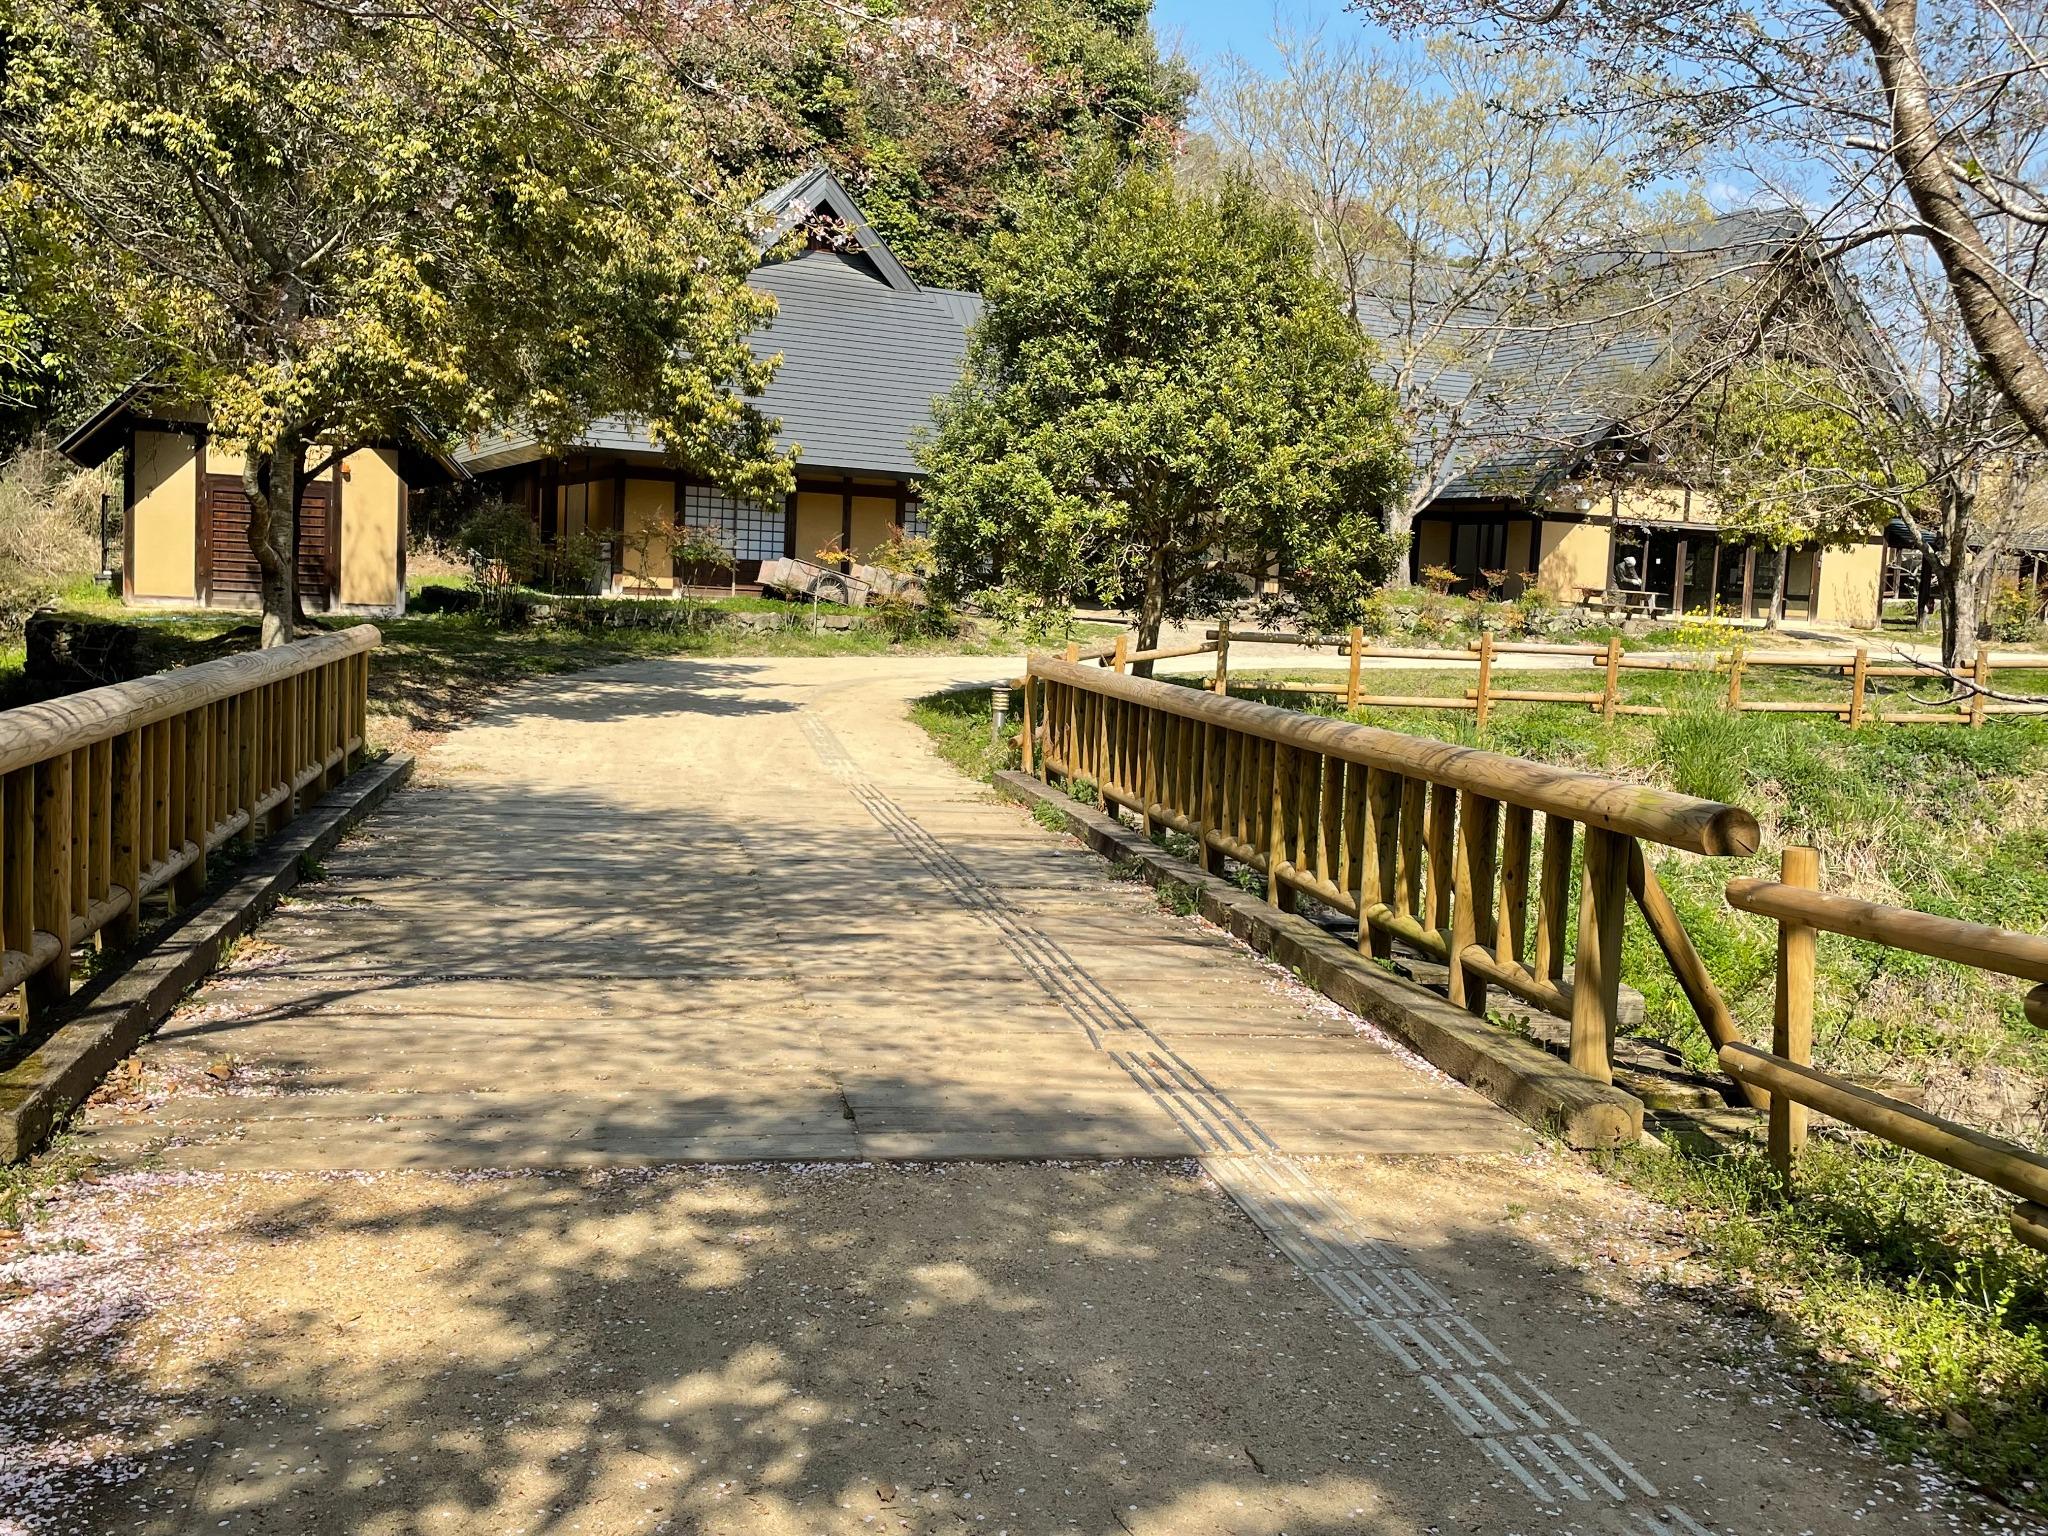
[1726,644,1746,711]
[176,705,208,906]
[1266,742,1288,908]
[110,730,141,948]
[27,754,72,1023]
[1570,827,1628,1084]
[1971,648,1990,728]
[1111,633,1129,675]
[1474,632,1495,730]
[1019,678,1037,778]
[1601,636,1621,723]
[1848,646,1868,728]
[1346,625,1364,710]
[1769,844,1821,1179]
[1449,791,1499,1015]
[1212,618,1231,697]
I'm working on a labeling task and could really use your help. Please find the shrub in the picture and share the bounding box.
[454,500,540,624]
[1988,578,2039,643]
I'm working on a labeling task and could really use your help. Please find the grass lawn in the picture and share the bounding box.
[913,670,2048,1514]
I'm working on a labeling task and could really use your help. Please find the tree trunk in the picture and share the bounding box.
[1936,482,1978,670]
[1383,500,1417,591]
[242,439,300,648]
[1132,552,1168,679]
[1765,547,1788,631]
[1865,10,2048,448]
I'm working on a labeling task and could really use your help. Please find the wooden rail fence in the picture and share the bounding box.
[1021,655,1762,1087]
[1162,626,2048,728]
[0,627,376,1030]
[1724,852,2048,1254]
[1021,651,2048,1253]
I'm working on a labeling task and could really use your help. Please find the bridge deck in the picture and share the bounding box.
[78,657,1519,1170]
[33,658,1970,1536]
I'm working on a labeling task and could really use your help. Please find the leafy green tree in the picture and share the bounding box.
[1,0,791,643]
[918,161,1409,662]
[1681,359,1901,627]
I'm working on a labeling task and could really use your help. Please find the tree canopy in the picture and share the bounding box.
[917,160,1409,653]
[1,0,794,639]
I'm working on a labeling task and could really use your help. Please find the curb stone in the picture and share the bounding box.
[0,755,415,1163]
[993,768,1643,1149]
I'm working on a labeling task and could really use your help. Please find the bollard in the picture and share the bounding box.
[990,685,1011,746]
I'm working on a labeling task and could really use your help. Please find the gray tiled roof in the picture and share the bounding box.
[1372,208,1850,503]
[748,252,980,477]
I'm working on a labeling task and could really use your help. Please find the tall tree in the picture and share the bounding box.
[918,159,1409,660]
[1201,27,1685,585]
[1,0,791,643]
[1674,359,1901,628]
[636,0,1193,290]
[1360,0,2048,450]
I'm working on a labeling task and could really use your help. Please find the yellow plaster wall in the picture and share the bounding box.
[1815,541,1884,628]
[1535,521,1612,601]
[795,491,844,561]
[339,448,403,607]
[1504,522,1532,595]
[619,479,676,589]
[849,495,896,560]
[1612,483,1723,527]
[131,430,199,600]
[1415,521,1451,570]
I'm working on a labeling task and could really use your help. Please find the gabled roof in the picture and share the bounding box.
[754,164,920,295]
[1377,209,1904,504]
[461,165,980,478]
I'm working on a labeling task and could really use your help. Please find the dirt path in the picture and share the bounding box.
[1,657,2032,1535]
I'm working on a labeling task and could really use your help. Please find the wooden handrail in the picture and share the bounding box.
[0,629,377,1040]
[1023,655,1757,1086]
[1725,876,2048,982]
[1028,657,1760,857]
[0,626,378,776]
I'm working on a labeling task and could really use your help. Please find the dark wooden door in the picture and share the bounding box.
[202,474,334,608]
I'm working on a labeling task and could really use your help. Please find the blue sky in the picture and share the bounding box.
[1147,0,1386,73]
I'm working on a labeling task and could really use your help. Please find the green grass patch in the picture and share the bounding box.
[907,687,1016,783]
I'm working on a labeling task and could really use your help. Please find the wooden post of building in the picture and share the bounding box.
[1970,648,1990,728]
[1346,625,1364,711]
[28,752,71,1021]
[1473,632,1496,730]
[1848,646,1868,728]
[1570,827,1628,1084]
[1769,844,1820,1179]
[1601,635,1621,723]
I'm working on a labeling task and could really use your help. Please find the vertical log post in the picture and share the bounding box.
[1425,782,1457,948]
[1970,648,1990,728]
[1266,742,1288,908]
[1726,645,1746,711]
[1363,769,1400,959]
[1547,812,1587,982]
[1110,633,1129,675]
[3,771,33,1011]
[176,706,207,905]
[1848,646,1868,728]
[1448,791,1499,1014]
[1473,632,1495,730]
[1346,625,1364,711]
[28,753,72,1022]
[1020,677,1038,778]
[110,730,141,948]
[1769,844,1821,1178]
[1601,635,1621,723]
[1212,618,1230,697]
[1569,827,1628,1084]
[1496,803,1533,970]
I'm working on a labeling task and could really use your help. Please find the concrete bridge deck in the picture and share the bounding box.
[21,658,1994,1536]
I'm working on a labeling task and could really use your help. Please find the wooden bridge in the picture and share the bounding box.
[1,637,2041,1535]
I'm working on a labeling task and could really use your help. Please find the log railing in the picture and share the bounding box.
[1022,655,1762,1085]
[1181,627,2047,727]
[0,627,377,1028]
[1725,852,2048,1254]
